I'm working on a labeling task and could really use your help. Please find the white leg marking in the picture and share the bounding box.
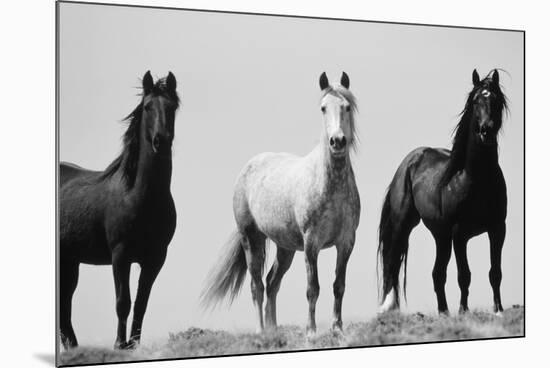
[378,288,399,313]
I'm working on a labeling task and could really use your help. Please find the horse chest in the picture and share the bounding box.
[106,196,176,253]
[442,180,505,233]
[299,187,357,246]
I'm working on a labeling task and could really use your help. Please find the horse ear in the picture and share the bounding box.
[166,71,177,91]
[340,72,350,89]
[491,69,500,86]
[319,72,329,90]
[142,71,154,94]
[472,69,480,86]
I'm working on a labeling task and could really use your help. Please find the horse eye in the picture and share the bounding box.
[321,106,326,113]
[345,105,351,112]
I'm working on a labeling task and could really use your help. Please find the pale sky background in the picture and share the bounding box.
[58,2,524,347]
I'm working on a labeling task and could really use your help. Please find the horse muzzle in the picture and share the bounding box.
[329,135,347,157]
[477,125,496,146]
[152,135,173,155]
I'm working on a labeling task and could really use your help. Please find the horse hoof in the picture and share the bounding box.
[495,311,504,318]
[125,340,139,350]
[331,321,344,334]
[378,290,399,314]
[61,342,78,351]
[114,341,132,350]
[60,334,78,350]
[458,307,470,315]
[306,328,317,339]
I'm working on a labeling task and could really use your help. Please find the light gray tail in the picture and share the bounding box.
[201,230,248,308]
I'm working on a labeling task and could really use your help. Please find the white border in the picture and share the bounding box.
[1,1,546,367]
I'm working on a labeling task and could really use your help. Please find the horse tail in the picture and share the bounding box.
[201,230,248,308]
[377,161,418,311]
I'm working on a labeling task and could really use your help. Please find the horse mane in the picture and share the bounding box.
[321,85,359,152]
[99,76,180,187]
[440,69,509,186]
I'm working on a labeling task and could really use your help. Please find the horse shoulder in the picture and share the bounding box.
[495,166,508,222]
[482,165,507,222]
[347,171,361,228]
[406,147,452,221]
[60,161,97,188]
[153,194,177,244]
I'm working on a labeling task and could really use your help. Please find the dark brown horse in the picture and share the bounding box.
[378,69,508,315]
[59,71,180,349]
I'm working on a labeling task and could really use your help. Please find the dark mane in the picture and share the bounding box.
[99,76,180,187]
[440,70,509,186]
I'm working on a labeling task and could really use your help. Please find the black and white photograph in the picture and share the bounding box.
[55,1,525,366]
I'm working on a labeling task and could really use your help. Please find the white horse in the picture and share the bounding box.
[202,72,360,336]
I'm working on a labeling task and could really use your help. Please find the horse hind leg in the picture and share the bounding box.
[378,165,420,313]
[379,216,419,313]
[265,246,295,330]
[59,258,79,349]
[241,227,267,333]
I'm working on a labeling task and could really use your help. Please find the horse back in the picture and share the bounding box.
[59,162,111,263]
[388,147,450,225]
[399,146,507,230]
[232,152,302,240]
[60,161,98,188]
[234,150,360,249]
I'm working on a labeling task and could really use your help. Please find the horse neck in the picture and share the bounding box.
[464,133,499,181]
[312,136,352,191]
[129,137,173,201]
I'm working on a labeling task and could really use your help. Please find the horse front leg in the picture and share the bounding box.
[332,241,354,332]
[128,256,165,348]
[432,233,452,315]
[304,239,320,337]
[452,229,471,314]
[489,223,506,315]
[112,249,132,349]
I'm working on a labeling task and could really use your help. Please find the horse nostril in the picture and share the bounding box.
[330,136,346,150]
[153,135,160,151]
[341,136,347,147]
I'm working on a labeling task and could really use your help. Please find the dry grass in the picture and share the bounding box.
[58,306,524,366]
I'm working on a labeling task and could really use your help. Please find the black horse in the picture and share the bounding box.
[378,69,508,315]
[59,71,180,349]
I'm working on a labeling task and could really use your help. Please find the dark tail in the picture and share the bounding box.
[200,230,248,308]
[377,181,413,308]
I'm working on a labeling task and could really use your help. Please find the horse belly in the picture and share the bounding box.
[250,201,303,249]
[266,227,304,250]
[79,244,112,265]
[60,183,111,264]
[259,217,303,250]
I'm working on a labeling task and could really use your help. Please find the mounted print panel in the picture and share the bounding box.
[56,1,524,366]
